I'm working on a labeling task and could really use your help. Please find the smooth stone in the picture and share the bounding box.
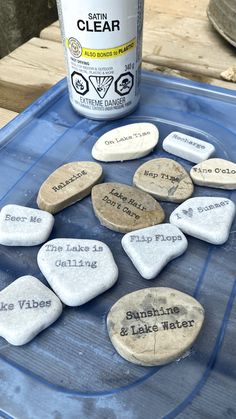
[37,161,103,214]
[37,239,118,306]
[92,123,159,162]
[122,224,188,279]
[133,158,194,203]
[170,197,235,244]
[163,131,215,163]
[0,204,54,246]
[0,275,62,346]
[190,158,236,189]
[107,287,204,366]
[91,182,165,233]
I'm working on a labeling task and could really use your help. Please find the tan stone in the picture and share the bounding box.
[133,158,194,203]
[107,287,205,366]
[37,161,103,214]
[190,158,236,189]
[91,182,165,233]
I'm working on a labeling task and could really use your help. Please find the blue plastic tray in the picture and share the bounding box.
[0,72,235,419]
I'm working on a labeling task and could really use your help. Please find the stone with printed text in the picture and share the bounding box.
[190,158,236,189]
[37,238,118,306]
[37,161,103,214]
[0,275,62,346]
[122,224,188,279]
[92,182,165,233]
[107,287,204,366]
[0,204,54,246]
[133,158,194,203]
[92,123,159,162]
[163,132,215,163]
[170,197,235,244]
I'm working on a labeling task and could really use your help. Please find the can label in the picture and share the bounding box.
[57,0,144,119]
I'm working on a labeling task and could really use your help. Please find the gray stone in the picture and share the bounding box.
[0,204,54,246]
[122,224,188,279]
[0,275,62,346]
[207,0,236,48]
[170,196,236,244]
[37,238,118,306]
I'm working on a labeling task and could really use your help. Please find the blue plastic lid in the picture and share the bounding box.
[0,72,235,418]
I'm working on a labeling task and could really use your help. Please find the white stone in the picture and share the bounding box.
[0,275,63,346]
[37,239,118,306]
[190,158,236,189]
[122,224,188,279]
[107,287,205,366]
[0,205,54,246]
[170,197,235,244]
[163,132,215,163]
[92,123,159,162]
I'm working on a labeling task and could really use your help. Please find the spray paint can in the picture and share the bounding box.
[56,0,144,120]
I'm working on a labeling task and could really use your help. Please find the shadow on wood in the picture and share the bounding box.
[0,0,58,58]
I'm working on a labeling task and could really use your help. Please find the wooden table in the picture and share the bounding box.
[0,0,236,129]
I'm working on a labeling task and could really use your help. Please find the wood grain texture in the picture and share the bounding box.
[144,0,209,19]
[0,38,66,112]
[143,63,236,90]
[40,25,61,43]
[0,108,18,128]
[40,0,236,84]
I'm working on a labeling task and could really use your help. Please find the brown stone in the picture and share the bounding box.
[107,287,205,366]
[133,158,194,203]
[91,182,165,233]
[37,161,103,214]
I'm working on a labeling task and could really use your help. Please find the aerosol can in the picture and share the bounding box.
[56,0,144,120]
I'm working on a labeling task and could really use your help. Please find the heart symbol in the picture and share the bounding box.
[182,208,193,218]
[170,197,236,245]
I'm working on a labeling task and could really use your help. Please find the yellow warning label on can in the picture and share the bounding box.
[67,38,136,60]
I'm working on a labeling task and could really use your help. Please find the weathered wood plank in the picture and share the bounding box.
[0,38,66,112]
[145,0,209,19]
[143,62,236,90]
[145,12,224,45]
[0,108,18,129]
[40,0,236,84]
[40,25,61,43]
[51,21,59,28]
